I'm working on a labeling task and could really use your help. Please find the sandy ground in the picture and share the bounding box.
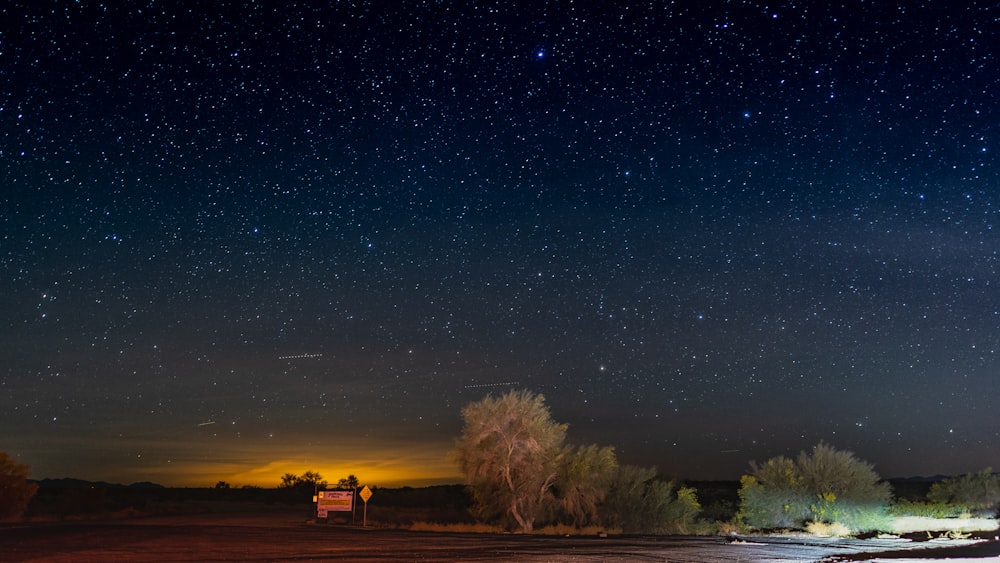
[2,510,998,562]
[888,515,998,534]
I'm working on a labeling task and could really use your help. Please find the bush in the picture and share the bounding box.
[888,499,967,519]
[601,465,702,534]
[668,486,704,534]
[737,474,810,529]
[927,468,1000,515]
[809,492,893,532]
[0,452,38,520]
[795,443,890,505]
[737,443,891,533]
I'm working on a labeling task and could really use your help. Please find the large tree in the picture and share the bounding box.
[0,452,38,520]
[453,390,567,532]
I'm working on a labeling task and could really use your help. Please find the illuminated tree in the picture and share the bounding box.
[453,390,567,532]
[0,452,38,520]
[554,444,617,527]
[795,442,889,502]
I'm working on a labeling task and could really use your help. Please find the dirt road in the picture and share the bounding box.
[3,511,997,562]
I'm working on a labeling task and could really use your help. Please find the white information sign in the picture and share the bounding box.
[316,490,354,517]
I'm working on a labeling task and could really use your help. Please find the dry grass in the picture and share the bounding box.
[533,524,618,536]
[406,521,507,533]
[715,520,742,536]
[405,521,620,536]
[805,521,852,537]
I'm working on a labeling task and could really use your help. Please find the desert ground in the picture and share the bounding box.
[3,509,998,563]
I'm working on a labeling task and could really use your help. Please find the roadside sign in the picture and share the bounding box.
[359,485,373,526]
[316,490,354,518]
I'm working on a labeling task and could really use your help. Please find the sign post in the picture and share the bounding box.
[359,485,373,527]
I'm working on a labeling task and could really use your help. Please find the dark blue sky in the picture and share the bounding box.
[2,1,997,485]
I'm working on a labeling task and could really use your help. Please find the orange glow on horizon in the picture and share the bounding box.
[223,459,462,489]
[22,430,466,489]
[120,445,464,488]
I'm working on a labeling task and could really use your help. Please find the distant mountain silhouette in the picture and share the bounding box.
[887,475,951,483]
[32,478,164,489]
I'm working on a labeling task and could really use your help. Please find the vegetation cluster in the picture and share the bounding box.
[736,442,892,532]
[0,452,38,520]
[277,472,360,494]
[1,391,996,538]
[926,467,1000,516]
[736,457,1000,536]
[450,390,999,537]
[452,390,702,534]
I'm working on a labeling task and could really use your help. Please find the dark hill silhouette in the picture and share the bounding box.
[32,478,164,489]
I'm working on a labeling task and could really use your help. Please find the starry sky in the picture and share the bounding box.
[2,1,998,487]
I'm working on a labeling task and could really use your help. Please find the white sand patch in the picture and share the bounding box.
[889,515,998,534]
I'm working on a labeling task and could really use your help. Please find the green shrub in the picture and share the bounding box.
[809,492,893,532]
[737,474,811,529]
[659,485,702,534]
[601,465,702,534]
[736,443,892,532]
[889,499,968,519]
[927,468,1000,515]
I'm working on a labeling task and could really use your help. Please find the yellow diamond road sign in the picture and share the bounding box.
[360,485,372,502]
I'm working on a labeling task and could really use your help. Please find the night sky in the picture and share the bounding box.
[3,2,998,488]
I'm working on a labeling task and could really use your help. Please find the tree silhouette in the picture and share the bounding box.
[279,471,326,493]
[336,474,360,490]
